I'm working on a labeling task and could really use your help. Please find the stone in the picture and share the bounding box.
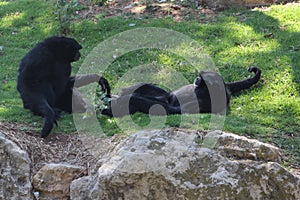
[0,132,32,200]
[33,163,85,200]
[201,130,282,162]
[70,128,300,200]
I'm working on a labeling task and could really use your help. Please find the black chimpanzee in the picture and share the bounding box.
[17,36,110,138]
[101,67,261,117]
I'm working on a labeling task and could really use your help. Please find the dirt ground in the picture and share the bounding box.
[77,0,299,22]
[0,122,123,177]
[78,0,221,23]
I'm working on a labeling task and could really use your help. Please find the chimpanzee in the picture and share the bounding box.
[17,36,110,138]
[101,67,261,117]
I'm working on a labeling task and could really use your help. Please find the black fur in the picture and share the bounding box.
[101,67,261,117]
[17,36,110,138]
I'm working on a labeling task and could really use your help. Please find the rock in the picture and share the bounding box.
[33,163,86,200]
[202,130,283,162]
[70,176,91,199]
[0,132,32,200]
[70,128,300,200]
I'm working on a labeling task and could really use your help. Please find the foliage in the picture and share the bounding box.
[92,0,109,6]
[56,0,82,35]
[95,91,111,111]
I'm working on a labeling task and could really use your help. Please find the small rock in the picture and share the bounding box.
[33,163,85,200]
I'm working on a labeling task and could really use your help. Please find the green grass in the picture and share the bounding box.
[0,1,299,165]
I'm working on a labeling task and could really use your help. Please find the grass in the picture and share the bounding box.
[0,0,299,165]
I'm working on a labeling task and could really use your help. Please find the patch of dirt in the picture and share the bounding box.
[77,0,300,23]
[78,0,220,23]
[0,122,123,177]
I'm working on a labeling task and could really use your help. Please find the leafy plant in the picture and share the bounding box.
[56,0,81,35]
[93,0,109,6]
[95,90,111,112]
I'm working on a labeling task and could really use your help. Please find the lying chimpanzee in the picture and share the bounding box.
[17,36,110,138]
[101,66,261,117]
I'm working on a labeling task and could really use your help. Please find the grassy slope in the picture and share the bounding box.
[0,0,299,164]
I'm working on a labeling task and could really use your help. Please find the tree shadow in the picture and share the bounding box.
[0,0,59,121]
[237,8,299,88]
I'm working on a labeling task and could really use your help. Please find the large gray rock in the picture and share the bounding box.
[70,129,300,200]
[0,132,32,200]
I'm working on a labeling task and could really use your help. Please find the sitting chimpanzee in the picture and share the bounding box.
[17,36,110,138]
[101,67,261,117]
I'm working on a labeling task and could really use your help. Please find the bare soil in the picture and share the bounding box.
[78,0,220,23]
[77,0,299,22]
[0,122,123,177]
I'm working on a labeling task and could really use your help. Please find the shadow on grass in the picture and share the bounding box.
[0,0,60,122]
